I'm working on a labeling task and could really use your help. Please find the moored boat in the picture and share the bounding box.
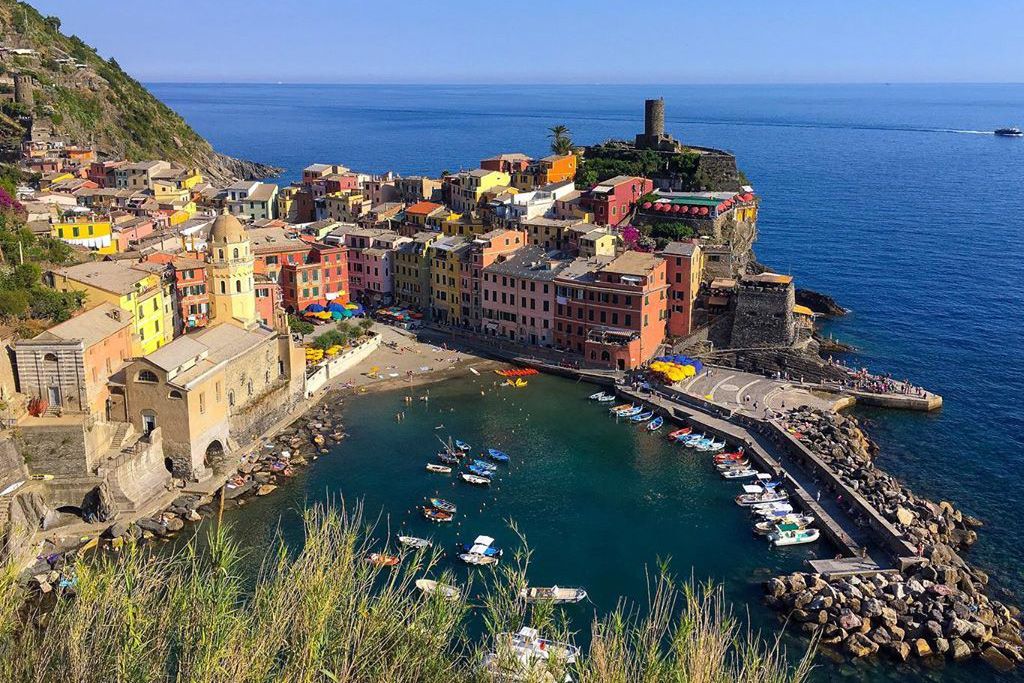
[667,427,692,440]
[422,507,454,523]
[468,464,495,478]
[589,390,609,400]
[497,627,580,664]
[437,452,460,465]
[715,459,750,470]
[617,406,643,418]
[459,552,499,566]
[366,552,400,567]
[398,535,432,548]
[597,394,616,403]
[415,578,461,601]
[519,585,588,604]
[754,515,814,535]
[472,459,498,472]
[428,497,457,513]
[454,439,472,452]
[425,463,452,474]
[487,448,510,462]
[461,473,491,486]
[459,535,501,565]
[721,467,758,479]
[629,410,655,423]
[752,502,795,517]
[609,403,633,414]
[696,440,725,452]
[769,526,821,546]
[647,416,664,431]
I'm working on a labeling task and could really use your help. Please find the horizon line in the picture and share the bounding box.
[142,80,1024,87]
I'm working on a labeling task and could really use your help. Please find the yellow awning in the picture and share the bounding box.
[793,304,815,316]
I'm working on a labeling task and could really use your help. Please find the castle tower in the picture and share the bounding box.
[644,98,665,138]
[207,212,257,329]
[13,73,33,108]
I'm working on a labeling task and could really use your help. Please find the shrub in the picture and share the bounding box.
[288,315,314,336]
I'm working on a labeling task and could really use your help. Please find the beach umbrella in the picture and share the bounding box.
[306,303,325,313]
[327,302,345,312]
[641,201,652,209]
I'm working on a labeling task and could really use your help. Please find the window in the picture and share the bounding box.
[136,370,158,383]
[168,390,183,400]
[235,280,241,293]
[228,390,235,407]
[199,392,206,414]
[233,248,239,259]
[220,281,226,294]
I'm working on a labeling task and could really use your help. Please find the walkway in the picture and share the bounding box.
[679,365,846,418]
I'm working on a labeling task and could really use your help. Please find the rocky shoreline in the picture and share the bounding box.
[763,408,1023,671]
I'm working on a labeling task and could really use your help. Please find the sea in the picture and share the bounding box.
[148,83,1024,681]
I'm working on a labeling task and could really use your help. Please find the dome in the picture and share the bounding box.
[210,213,246,244]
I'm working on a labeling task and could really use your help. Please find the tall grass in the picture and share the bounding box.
[0,505,813,682]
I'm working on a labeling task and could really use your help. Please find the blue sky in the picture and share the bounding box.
[29,0,1024,84]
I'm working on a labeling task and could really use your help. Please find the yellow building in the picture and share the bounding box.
[394,231,439,311]
[429,235,471,324]
[324,190,368,222]
[207,213,258,329]
[50,260,174,355]
[441,211,487,237]
[451,169,511,213]
[52,214,117,254]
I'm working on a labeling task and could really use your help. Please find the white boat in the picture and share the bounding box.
[519,585,588,604]
[769,527,821,546]
[481,652,573,682]
[589,391,609,400]
[498,627,580,664]
[398,535,432,549]
[425,463,451,473]
[459,552,499,566]
[461,473,491,486]
[721,468,758,479]
[752,502,795,517]
[470,367,481,376]
[715,459,750,470]
[415,578,461,600]
[597,394,616,403]
[695,440,726,452]
[736,491,788,506]
[754,515,814,535]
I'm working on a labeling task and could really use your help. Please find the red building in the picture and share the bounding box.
[480,152,532,174]
[280,242,349,313]
[553,251,668,369]
[254,274,282,328]
[171,256,210,333]
[580,175,653,226]
[659,241,704,338]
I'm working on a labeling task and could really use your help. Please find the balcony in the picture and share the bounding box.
[586,326,639,346]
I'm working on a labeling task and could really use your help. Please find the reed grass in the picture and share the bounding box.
[0,504,813,682]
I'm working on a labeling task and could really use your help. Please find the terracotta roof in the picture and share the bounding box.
[405,201,443,215]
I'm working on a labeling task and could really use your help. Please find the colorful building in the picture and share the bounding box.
[553,251,668,369]
[226,181,279,222]
[280,242,349,313]
[480,152,532,174]
[51,213,116,254]
[463,228,527,330]
[394,231,439,311]
[659,241,705,338]
[171,256,210,334]
[512,154,577,190]
[447,169,512,214]
[481,245,568,346]
[429,235,472,324]
[580,175,653,226]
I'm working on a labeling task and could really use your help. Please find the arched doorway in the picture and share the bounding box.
[141,409,157,436]
[204,439,225,468]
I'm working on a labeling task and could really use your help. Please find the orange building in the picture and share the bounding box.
[512,154,577,190]
[660,241,705,338]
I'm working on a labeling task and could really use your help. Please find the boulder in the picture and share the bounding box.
[880,606,898,625]
[913,638,933,658]
[256,484,277,496]
[793,590,815,609]
[947,617,971,639]
[884,641,911,662]
[764,577,786,598]
[934,637,950,655]
[839,609,863,631]
[950,638,973,661]
[924,620,944,640]
[846,633,878,658]
[163,516,184,532]
[861,598,883,618]
[981,646,1015,673]
[787,574,807,593]
[896,506,916,526]
[104,521,129,539]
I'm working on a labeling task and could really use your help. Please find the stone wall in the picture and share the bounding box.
[0,436,27,493]
[14,418,112,478]
[101,428,171,512]
[304,335,381,397]
[730,282,796,349]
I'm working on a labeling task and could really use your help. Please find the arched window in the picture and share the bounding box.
[228,390,235,407]
[43,352,58,362]
[136,370,158,383]
[233,248,239,259]
[168,390,183,399]
[235,280,241,293]
[218,249,224,260]
[220,281,226,294]
[600,350,611,362]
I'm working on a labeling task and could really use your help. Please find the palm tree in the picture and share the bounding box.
[548,125,573,155]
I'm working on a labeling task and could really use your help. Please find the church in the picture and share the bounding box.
[118,213,305,480]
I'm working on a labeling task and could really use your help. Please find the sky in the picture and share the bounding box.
[27,0,1024,84]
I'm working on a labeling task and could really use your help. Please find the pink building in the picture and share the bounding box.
[336,228,409,305]
[481,245,569,346]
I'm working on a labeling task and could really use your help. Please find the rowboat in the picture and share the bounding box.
[647,416,664,431]
[687,438,713,449]
[487,448,510,462]
[398,535,432,548]
[472,459,497,472]
[461,473,491,486]
[609,403,633,414]
[454,439,471,452]
[667,427,692,440]
[629,410,655,423]
[617,406,643,418]
[721,467,758,479]
[715,448,745,460]
[428,498,456,513]
[754,515,814,535]
[520,585,588,604]
[468,463,494,477]
[752,502,795,517]
[425,463,451,474]
[769,526,820,546]
[422,507,453,522]
[366,553,400,567]
[437,452,460,465]
[589,391,608,400]
[415,578,461,601]
[715,459,750,470]
[696,440,725,452]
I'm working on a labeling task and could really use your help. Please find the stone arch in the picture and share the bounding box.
[204,439,225,468]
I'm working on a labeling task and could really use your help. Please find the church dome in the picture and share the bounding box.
[210,213,246,244]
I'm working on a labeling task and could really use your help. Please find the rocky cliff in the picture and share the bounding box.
[0,0,279,183]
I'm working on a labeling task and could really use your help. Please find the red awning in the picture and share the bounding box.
[671,204,681,213]
[699,206,709,215]
[689,206,700,214]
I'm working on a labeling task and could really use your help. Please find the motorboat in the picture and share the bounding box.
[461,473,492,486]
[617,406,643,418]
[459,552,499,566]
[647,416,664,431]
[454,439,472,452]
[995,127,1023,137]
[425,463,451,474]
[608,403,633,414]
[687,438,714,449]
[497,627,580,664]
[487,448,510,462]
[459,535,501,565]
[769,526,821,546]
[597,394,616,403]
[520,585,588,604]
[398,535,432,549]
[366,553,400,567]
[428,498,456,513]
[667,427,692,440]
[752,502,795,517]
[468,464,495,478]
[715,459,750,470]
[472,459,498,472]
[415,578,461,601]
[715,448,745,460]
[423,507,453,523]
[721,467,758,480]
[695,440,725,452]
[437,452,460,465]
[754,515,814,535]
[629,410,655,423]
[736,484,788,506]
[589,391,609,400]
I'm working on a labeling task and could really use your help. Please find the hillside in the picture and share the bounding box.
[0,1,278,182]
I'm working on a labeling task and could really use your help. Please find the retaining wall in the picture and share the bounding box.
[304,335,382,397]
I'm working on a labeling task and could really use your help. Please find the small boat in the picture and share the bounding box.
[415,578,461,601]
[597,394,616,403]
[454,439,471,452]
[461,473,491,486]
[589,391,608,400]
[422,507,453,523]
[459,535,501,565]
[486,448,510,462]
[715,459,750,470]
[469,367,481,376]
[398,535,432,549]
[647,416,664,431]
[754,515,814,535]
[459,552,499,566]
[425,463,452,474]
[667,427,692,440]
[437,452,460,465]
[715,448,745,460]
[687,438,713,449]
[428,498,457,513]
[497,627,580,664]
[995,127,1023,137]
[609,403,633,414]
[769,526,821,546]
[736,485,788,506]
[696,440,725,452]
[472,459,497,472]
[457,542,502,558]
[520,585,588,604]
[367,553,400,567]
[617,406,644,418]
[629,410,655,423]
[752,502,795,517]
[721,467,758,479]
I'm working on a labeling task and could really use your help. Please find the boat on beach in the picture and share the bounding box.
[425,463,451,474]
[415,578,461,601]
[398,535,432,548]
[519,585,588,604]
[647,416,664,431]
[367,553,400,567]
[487,448,510,462]
[769,526,821,546]
[461,473,492,486]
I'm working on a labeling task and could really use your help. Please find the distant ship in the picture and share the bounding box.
[994,127,1023,137]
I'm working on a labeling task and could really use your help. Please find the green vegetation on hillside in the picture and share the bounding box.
[0,505,813,682]
[576,143,704,188]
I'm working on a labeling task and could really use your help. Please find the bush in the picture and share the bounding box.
[0,290,29,318]
[311,329,346,350]
[287,315,314,336]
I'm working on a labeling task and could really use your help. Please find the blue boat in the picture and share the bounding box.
[486,448,510,462]
[630,410,655,423]
[467,464,494,478]
[647,416,664,431]
[456,540,502,557]
[472,459,497,472]
[454,439,471,452]
[617,406,643,418]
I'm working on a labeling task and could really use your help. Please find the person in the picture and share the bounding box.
[816,490,821,502]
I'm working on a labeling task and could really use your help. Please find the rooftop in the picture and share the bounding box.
[144,323,276,388]
[54,260,157,295]
[660,241,698,257]
[405,200,444,215]
[601,250,663,277]
[743,272,793,286]
[484,245,569,281]
[32,303,131,347]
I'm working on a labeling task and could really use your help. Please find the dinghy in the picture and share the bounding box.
[366,553,400,567]
[754,515,814,535]
[425,463,452,474]
[398,535,432,549]
[461,473,491,486]
[486,448,510,462]
[589,391,609,400]
[769,526,820,546]
[472,459,497,472]
[609,403,633,414]
[597,394,616,403]
[647,416,664,431]
[629,410,655,423]
[459,552,499,566]
[715,459,750,470]
[617,406,643,418]
[428,498,456,513]
[422,507,453,522]
[667,427,692,440]
[454,439,471,452]
[415,578,461,601]
[468,463,494,478]
[721,467,758,479]
[519,585,588,604]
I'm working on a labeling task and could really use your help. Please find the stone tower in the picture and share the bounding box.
[13,73,33,108]
[729,274,796,349]
[207,212,257,329]
[644,98,665,137]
